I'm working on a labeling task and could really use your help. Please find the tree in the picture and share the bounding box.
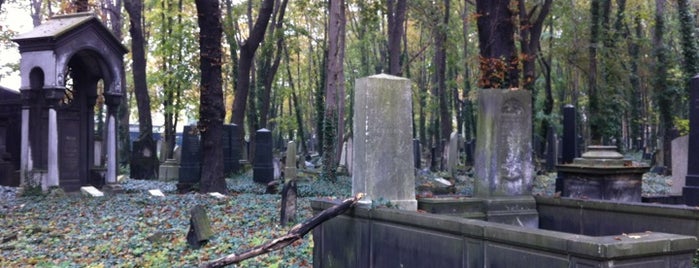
[653,0,672,168]
[257,0,289,129]
[195,0,227,193]
[476,0,518,89]
[230,0,275,165]
[387,0,407,76]
[322,0,346,181]
[677,0,699,111]
[125,0,159,179]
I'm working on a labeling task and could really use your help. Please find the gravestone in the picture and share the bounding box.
[474,89,536,228]
[253,128,274,184]
[683,75,699,205]
[561,105,577,164]
[345,137,353,175]
[671,136,688,195]
[158,158,179,181]
[280,141,298,226]
[130,139,159,180]
[352,74,416,210]
[413,139,421,169]
[446,132,459,177]
[222,124,240,175]
[177,125,200,192]
[186,205,213,249]
[545,126,557,171]
[284,141,297,182]
[465,139,475,166]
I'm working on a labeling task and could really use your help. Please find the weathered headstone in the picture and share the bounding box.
[279,180,297,226]
[474,89,536,228]
[253,128,274,184]
[284,141,297,182]
[177,125,200,192]
[352,74,416,210]
[80,186,104,197]
[186,205,213,249]
[446,132,459,177]
[413,139,421,169]
[561,104,577,164]
[671,136,688,195]
[684,75,699,205]
[158,158,179,181]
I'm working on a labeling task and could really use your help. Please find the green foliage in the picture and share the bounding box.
[675,117,689,136]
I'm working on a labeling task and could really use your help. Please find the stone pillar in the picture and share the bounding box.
[253,128,274,183]
[683,75,699,205]
[45,88,64,189]
[352,74,416,211]
[19,91,31,185]
[105,100,119,185]
[446,132,458,177]
[474,89,537,228]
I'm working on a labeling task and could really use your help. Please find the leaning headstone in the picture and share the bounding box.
[684,75,699,205]
[352,74,416,210]
[186,205,213,249]
[474,89,536,228]
[561,104,577,164]
[671,136,688,195]
[279,180,297,226]
[446,132,459,177]
[80,186,104,197]
[284,141,297,182]
[177,125,201,192]
[253,128,274,184]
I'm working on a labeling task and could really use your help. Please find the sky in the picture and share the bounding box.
[0,1,32,90]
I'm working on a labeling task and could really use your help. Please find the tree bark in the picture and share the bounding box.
[259,0,289,129]
[125,0,159,179]
[195,0,226,194]
[387,0,407,76]
[322,0,346,181]
[653,0,673,168]
[476,0,518,89]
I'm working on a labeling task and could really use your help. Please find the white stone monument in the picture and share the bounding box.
[352,74,416,210]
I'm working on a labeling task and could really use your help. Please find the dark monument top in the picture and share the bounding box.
[683,75,699,205]
[12,12,127,95]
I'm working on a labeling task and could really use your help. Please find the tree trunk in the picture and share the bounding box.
[387,0,407,76]
[678,0,699,115]
[285,48,307,155]
[231,0,275,160]
[437,0,451,145]
[322,0,346,181]
[259,0,289,129]
[195,0,226,194]
[653,0,673,168]
[476,0,518,89]
[125,0,159,179]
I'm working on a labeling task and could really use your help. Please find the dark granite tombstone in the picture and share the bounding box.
[178,125,200,191]
[545,126,557,171]
[129,139,159,181]
[413,139,421,169]
[561,105,577,164]
[222,124,240,175]
[683,75,699,206]
[253,128,274,183]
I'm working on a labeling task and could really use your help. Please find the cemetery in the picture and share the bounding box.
[1,1,699,267]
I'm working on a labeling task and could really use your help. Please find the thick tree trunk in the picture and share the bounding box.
[125,0,159,179]
[387,0,407,76]
[476,0,518,89]
[653,0,672,168]
[322,0,346,181]
[437,0,451,145]
[195,0,226,194]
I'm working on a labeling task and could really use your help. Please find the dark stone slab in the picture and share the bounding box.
[561,104,577,164]
[545,126,557,171]
[222,124,240,175]
[413,139,421,169]
[186,205,213,249]
[253,128,273,183]
[684,75,699,206]
[178,125,200,191]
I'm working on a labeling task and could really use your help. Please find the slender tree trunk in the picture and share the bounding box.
[387,0,407,76]
[125,0,158,179]
[461,1,474,141]
[437,0,451,144]
[588,0,602,144]
[285,48,307,155]
[259,0,289,129]
[322,0,346,181]
[628,16,643,150]
[195,0,226,193]
[654,0,672,168]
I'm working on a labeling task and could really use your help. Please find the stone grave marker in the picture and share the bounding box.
[222,124,240,175]
[561,104,577,164]
[284,141,297,182]
[684,75,699,205]
[280,141,298,226]
[148,189,165,196]
[186,205,213,249]
[545,126,557,171]
[253,128,274,183]
[474,89,536,227]
[177,125,200,192]
[158,158,179,181]
[671,136,688,195]
[446,132,458,177]
[352,74,416,210]
[80,186,104,197]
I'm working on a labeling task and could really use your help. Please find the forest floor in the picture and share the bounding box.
[0,164,672,267]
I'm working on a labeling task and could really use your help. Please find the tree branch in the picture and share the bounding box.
[202,193,365,268]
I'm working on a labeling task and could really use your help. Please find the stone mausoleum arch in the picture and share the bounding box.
[13,12,127,192]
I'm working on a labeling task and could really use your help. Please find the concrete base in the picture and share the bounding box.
[418,196,538,228]
[158,159,179,181]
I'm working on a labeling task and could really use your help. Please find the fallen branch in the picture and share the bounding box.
[202,193,365,268]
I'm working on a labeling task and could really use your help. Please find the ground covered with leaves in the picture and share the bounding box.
[0,173,350,267]
[0,165,671,267]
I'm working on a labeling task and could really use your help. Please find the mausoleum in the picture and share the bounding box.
[12,12,127,191]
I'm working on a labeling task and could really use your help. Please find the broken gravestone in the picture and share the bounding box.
[280,141,298,226]
[186,205,213,249]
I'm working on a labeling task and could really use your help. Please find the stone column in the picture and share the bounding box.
[19,90,32,185]
[104,94,121,186]
[683,75,699,205]
[352,74,416,211]
[253,128,274,183]
[45,88,64,189]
